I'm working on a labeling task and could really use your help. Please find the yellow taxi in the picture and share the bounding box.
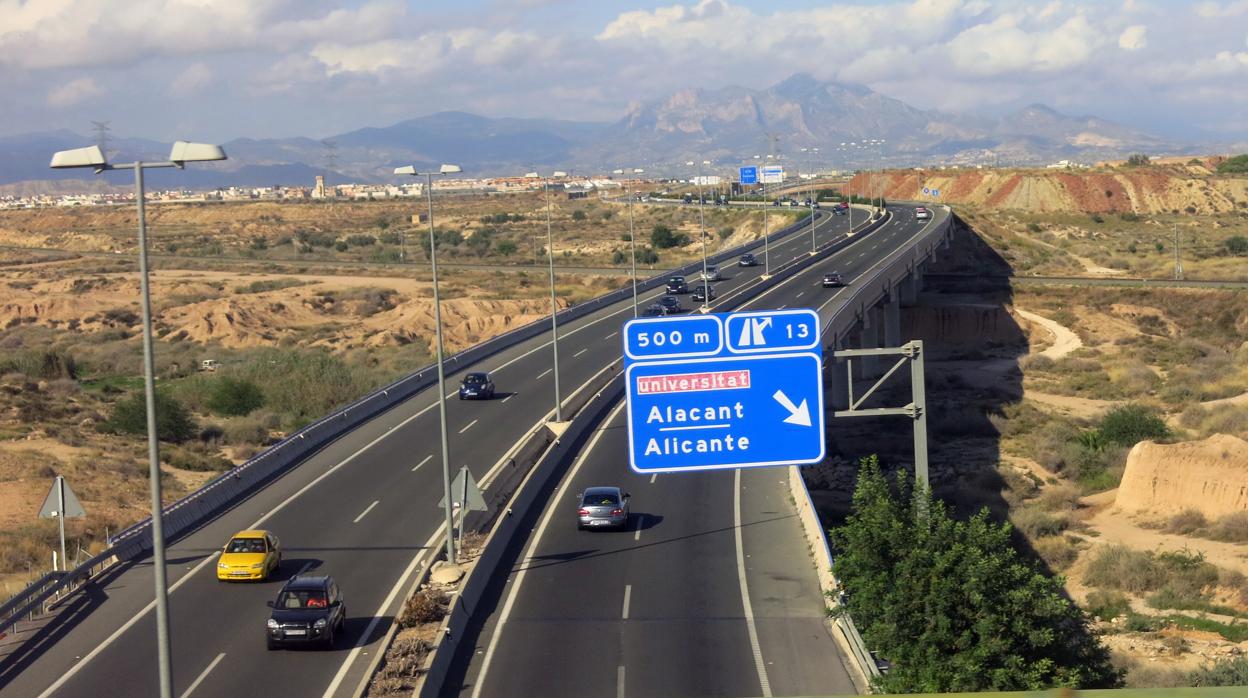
[217,530,282,581]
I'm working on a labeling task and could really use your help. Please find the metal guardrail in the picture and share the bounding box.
[0,209,828,641]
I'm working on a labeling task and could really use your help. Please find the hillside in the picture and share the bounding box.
[852,164,1248,215]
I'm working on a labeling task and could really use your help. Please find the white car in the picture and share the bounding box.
[915,207,930,220]
[701,265,721,282]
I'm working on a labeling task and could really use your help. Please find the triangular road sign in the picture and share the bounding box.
[39,476,86,518]
[439,467,487,512]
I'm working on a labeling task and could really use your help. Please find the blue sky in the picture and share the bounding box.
[3,0,1247,143]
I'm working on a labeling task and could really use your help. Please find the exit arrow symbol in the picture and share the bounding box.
[772,390,811,427]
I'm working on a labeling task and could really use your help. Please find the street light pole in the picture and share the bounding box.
[688,160,711,312]
[544,175,565,421]
[396,164,462,565]
[615,168,643,316]
[51,140,227,698]
[802,147,820,255]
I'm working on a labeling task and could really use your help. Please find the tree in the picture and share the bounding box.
[495,240,518,256]
[1216,154,1248,174]
[207,377,264,416]
[106,391,198,443]
[1126,153,1151,167]
[571,209,587,221]
[1225,235,1248,255]
[1097,403,1169,446]
[830,457,1122,693]
[650,224,689,249]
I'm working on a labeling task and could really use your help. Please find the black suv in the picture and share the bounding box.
[658,295,682,314]
[691,284,716,302]
[738,253,757,267]
[665,276,689,294]
[266,575,346,650]
[459,372,495,400]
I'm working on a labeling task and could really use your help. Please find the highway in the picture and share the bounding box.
[1,205,874,697]
[449,206,936,697]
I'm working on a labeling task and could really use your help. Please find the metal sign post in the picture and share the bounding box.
[39,475,86,572]
[440,467,487,555]
[830,340,928,491]
[623,309,825,474]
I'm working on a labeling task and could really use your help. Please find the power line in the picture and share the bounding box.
[90,120,112,159]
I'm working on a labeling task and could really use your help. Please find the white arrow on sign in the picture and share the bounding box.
[772,390,812,427]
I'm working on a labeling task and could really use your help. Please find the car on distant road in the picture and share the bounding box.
[691,283,716,302]
[459,372,495,400]
[738,252,757,267]
[217,530,281,582]
[576,486,631,530]
[658,295,682,314]
[701,264,721,282]
[641,303,668,317]
[266,575,346,650]
[666,276,689,294]
[832,202,849,215]
[822,272,846,288]
[915,207,930,220]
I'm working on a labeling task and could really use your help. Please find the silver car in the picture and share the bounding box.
[576,486,630,530]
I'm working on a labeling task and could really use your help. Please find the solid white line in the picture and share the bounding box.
[413,455,432,472]
[37,384,447,698]
[734,469,772,697]
[353,500,380,524]
[658,423,729,432]
[634,515,643,541]
[179,652,225,698]
[536,368,552,379]
[471,401,627,698]
[617,665,626,698]
[323,529,439,698]
[573,348,588,358]
[459,419,479,434]
[604,331,619,339]
[622,584,632,619]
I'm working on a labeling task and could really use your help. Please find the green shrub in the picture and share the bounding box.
[222,415,269,445]
[378,232,402,245]
[1162,509,1208,535]
[650,225,690,249]
[0,349,78,380]
[345,234,376,247]
[1084,545,1163,593]
[1188,657,1248,686]
[105,390,197,443]
[165,445,232,472]
[1225,236,1248,255]
[1097,404,1169,446]
[1216,154,1248,174]
[495,240,517,256]
[233,279,306,294]
[1027,222,1042,233]
[1012,507,1069,537]
[1085,589,1131,621]
[333,241,349,252]
[1126,154,1151,167]
[570,210,587,221]
[206,377,264,416]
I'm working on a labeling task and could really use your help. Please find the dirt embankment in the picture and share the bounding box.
[851,167,1248,215]
[1114,434,1248,519]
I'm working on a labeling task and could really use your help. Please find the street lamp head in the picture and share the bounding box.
[524,172,540,179]
[439,164,462,174]
[394,165,417,175]
[612,169,625,175]
[50,145,107,169]
[168,141,226,164]
[552,170,568,178]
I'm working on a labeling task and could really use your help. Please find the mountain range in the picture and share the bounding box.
[1,74,1204,192]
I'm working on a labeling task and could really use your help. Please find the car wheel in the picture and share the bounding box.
[323,625,335,649]
[267,638,279,651]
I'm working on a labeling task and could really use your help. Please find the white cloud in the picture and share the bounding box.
[0,0,404,70]
[1118,24,1147,50]
[46,77,104,107]
[1196,1,1248,18]
[170,62,214,97]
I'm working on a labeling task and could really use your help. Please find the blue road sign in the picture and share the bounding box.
[931,189,941,198]
[739,166,758,184]
[922,187,931,195]
[622,309,825,474]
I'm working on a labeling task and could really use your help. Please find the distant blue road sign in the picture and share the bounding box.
[739,166,758,184]
[622,309,825,473]
[931,189,941,198]
[922,187,931,195]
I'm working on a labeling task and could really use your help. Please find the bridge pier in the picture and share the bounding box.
[884,286,901,348]
[857,306,882,377]
[826,332,848,411]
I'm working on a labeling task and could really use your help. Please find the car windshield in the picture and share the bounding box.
[582,492,619,507]
[226,537,266,554]
[277,589,328,610]
[464,374,487,384]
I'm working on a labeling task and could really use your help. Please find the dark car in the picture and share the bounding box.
[458,372,495,400]
[738,253,757,267]
[666,276,689,294]
[822,272,846,288]
[576,486,631,530]
[658,295,682,313]
[642,303,668,317]
[691,284,716,302]
[833,202,850,215]
[266,575,346,650]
